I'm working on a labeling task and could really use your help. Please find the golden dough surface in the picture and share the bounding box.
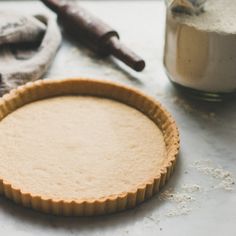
[0,96,166,200]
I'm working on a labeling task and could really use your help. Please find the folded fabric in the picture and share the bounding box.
[0,12,61,94]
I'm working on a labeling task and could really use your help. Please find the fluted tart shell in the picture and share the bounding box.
[0,78,179,216]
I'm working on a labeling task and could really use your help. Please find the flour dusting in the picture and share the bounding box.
[171,96,216,120]
[181,184,201,193]
[159,184,201,216]
[192,160,235,191]
[159,160,235,218]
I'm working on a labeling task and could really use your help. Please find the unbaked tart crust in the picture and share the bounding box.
[0,78,179,216]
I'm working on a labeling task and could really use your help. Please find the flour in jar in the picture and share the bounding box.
[164,0,236,93]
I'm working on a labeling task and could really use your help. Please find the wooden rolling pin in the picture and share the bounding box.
[41,0,145,72]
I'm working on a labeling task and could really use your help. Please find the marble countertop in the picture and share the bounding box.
[0,1,235,235]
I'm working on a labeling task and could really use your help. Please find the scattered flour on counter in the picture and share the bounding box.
[159,184,201,217]
[171,96,217,120]
[159,161,235,218]
[181,184,201,193]
[171,96,194,112]
[166,205,192,217]
[159,188,195,203]
[192,160,235,191]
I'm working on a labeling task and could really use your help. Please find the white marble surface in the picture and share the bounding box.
[0,1,235,235]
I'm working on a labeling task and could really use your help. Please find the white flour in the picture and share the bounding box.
[159,185,200,217]
[192,160,235,191]
[164,0,236,93]
[179,0,236,33]
[158,160,234,217]
[171,96,216,120]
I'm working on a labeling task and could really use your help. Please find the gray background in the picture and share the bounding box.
[0,1,235,235]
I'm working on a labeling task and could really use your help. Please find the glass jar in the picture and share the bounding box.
[163,0,236,101]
